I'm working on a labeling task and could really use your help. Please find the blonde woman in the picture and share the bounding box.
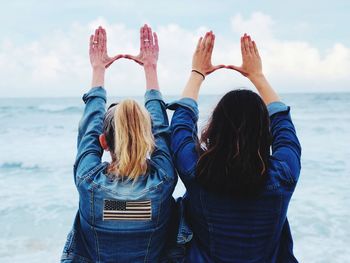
[61,25,177,262]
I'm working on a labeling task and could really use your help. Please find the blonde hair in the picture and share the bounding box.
[108,99,154,180]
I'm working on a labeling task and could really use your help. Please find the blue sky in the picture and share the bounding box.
[1,0,350,97]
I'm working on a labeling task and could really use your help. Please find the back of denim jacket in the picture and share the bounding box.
[61,88,177,263]
[69,161,176,263]
[169,98,301,263]
[184,161,297,263]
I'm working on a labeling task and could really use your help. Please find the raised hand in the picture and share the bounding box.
[89,26,124,70]
[226,34,279,105]
[226,33,263,79]
[192,31,225,77]
[124,24,159,68]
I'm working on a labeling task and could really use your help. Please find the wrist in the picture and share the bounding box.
[144,64,157,73]
[92,66,106,74]
[144,66,159,90]
[191,69,205,80]
[92,67,105,88]
[190,71,205,83]
[248,72,265,83]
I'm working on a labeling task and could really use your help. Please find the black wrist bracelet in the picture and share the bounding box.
[191,69,205,80]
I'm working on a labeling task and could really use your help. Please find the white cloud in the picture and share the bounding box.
[230,12,350,91]
[231,12,275,41]
[0,13,349,97]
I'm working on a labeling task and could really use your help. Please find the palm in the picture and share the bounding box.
[225,33,262,78]
[89,27,123,69]
[124,24,159,67]
[192,31,225,76]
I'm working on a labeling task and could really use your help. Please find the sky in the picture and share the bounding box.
[0,0,350,97]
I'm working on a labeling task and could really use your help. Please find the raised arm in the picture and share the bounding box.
[124,24,159,90]
[227,34,301,182]
[74,26,123,184]
[182,31,225,100]
[169,31,225,185]
[125,25,173,173]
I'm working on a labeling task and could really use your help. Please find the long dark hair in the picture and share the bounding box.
[196,89,272,198]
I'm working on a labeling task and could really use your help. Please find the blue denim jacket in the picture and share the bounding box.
[61,87,177,263]
[169,98,302,263]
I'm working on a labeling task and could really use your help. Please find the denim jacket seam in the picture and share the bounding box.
[158,167,173,182]
[63,228,77,254]
[77,163,104,187]
[144,196,162,262]
[278,160,295,185]
[89,186,101,262]
[149,158,173,182]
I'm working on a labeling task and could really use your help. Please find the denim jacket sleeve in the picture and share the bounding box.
[144,89,174,177]
[267,101,302,184]
[168,98,199,186]
[74,86,106,185]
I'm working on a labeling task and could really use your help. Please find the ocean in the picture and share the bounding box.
[0,92,349,262]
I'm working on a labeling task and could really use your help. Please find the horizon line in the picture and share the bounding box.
[1,90,350,99]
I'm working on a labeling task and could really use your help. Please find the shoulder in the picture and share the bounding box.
[147,159,176,185]
[75,162,108,187]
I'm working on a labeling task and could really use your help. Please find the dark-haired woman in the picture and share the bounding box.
[169,32,301,262]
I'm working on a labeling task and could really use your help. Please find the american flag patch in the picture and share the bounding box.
[103,199,152,221]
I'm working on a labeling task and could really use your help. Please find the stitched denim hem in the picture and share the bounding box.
[145,89,163,102]
[82,86,106,103]
[167,98,199,119]
[61,252,93,263]
[267,101,289,117]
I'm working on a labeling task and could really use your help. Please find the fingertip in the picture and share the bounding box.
[197,36,202,44]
